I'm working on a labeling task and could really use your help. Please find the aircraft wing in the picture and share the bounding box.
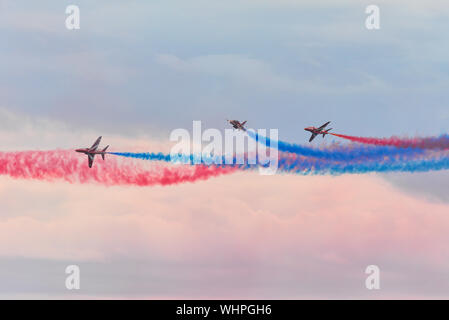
[317,121,330,131]
[90,136,102,151]
[241,121,247,126]
[309,132,318,142]
[88,154,95,168]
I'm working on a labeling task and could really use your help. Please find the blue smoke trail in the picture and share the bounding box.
[110,151,449,174]
[277,155,449,175]
[110,152,237,166]
[246,130,424,161]
[110,152,172,162]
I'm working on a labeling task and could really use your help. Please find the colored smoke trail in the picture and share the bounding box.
[110,152,172,162]
[110,149,449,175]
[0,150,236,186]
[277,152,449,175]
[3,149,448,188]
[330,133,449,150]
[5,147,444,188]
[110,152,239,165]
[246,130,424,160]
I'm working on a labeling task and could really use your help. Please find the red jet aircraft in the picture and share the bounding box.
[75,136,109,168]
[227,119,247,131]
[304,121,332,142]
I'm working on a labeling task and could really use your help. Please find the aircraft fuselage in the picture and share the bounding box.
[228,120,247,131]
[75,148,107,155]
[304,127,326,135]
[75,136,109,168]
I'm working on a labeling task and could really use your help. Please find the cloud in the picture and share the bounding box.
[155,53,387,94]
[1,131,449,297]
[3,0,449,138]
[384,171,449,204]
[0,109,448,298]
[1,1,449,298]
[0,107,170,152]
[155,53,298,91]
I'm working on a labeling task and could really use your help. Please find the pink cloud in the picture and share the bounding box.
[0,171,448,297]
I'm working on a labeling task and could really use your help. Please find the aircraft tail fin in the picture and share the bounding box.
[101,145,109,160]
[322,128,332,137]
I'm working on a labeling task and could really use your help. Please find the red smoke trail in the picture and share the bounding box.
[0,150,236,186]
[330,133,449,150]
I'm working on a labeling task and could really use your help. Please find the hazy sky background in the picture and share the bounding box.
[1,0,449,299]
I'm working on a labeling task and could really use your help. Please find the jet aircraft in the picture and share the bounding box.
[304,121,332,142]
[227,120,247,131]
[75,136,109,168]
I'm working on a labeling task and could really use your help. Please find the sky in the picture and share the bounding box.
[1,0,449,299]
